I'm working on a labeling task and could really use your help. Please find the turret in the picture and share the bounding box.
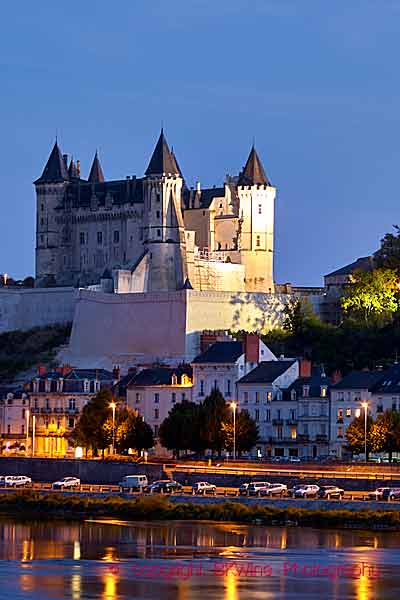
[88,151,105,183]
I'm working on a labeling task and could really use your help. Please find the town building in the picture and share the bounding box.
[126,366,193,454]
[236,359,300,457]
[191,333,276,403]
[0,385,30,454]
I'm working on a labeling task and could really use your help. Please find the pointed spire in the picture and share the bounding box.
[88,151,105,183]
[68,157,78,178]
[35,141,69,184]
[145,129,180,176]
[171,147,184,180]
[238,145,270,186]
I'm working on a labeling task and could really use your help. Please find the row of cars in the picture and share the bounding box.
[238,482,345,499]
[0,476,81,489]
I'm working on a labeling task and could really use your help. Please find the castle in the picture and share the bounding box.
[35,130,275,293]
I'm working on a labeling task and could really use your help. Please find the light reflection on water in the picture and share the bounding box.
[0,518,398,598]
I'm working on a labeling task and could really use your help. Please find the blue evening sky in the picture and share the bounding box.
[1,0,399,285]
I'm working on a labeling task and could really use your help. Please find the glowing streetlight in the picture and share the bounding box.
[110,402,116,455]
[361,401,368,462]
[25,409,30,455]
[230,402,237,461]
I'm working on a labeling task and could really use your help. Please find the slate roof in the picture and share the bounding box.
[371,364,400,394]
[129,366,192,386]
[145,129,180,176]
[238,146,270,186]
[325,256,375,278]
[35,368,115,381]
[286,368,331,399]
[332,370,384,390]
[35,141,69,183]
[192,341,244,364]
[88,151,105,183]
[237,360,296,384]
[62,177,144,208]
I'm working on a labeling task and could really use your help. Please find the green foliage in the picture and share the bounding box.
[159,400,203,457]
[200,388,230,456]
[345,414,374,457]
[222,409,259,454]
[341,268,400,326]
[371,410,400,460]
[375,225,400,273]
[283,298,323,335]
[0,323,72,381]
[115,408,154,453]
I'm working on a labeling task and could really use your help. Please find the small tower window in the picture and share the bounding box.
[256,235,261,247]
[157,229,161,237]
[156,193,161,203]
[156,210,160,219]
[41,203,44,211]
[258,204,262,214]
[97,232,103,245]
[113,231,120,244]
[80,232,85,245]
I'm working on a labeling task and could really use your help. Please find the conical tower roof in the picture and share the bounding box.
[238,146,270,186]
[171,147,184,180]
[145,129,180,176]
[35,141,69,184]
[88,151,105,183]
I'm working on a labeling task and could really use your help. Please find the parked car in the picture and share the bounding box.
[317,485,344,499]
[289,457,301,464]
[247,482,271,495]
[118,475,148,491]
[368,487,391,500]
[52,477,81,490]
[293,484,320,498]
[261,483,287,497]
[287,484,304,497]
[4,476,32,487]
[382,487,400,501]
[149,480,182,493]
[238,483,250,496]
[192,482,216,495]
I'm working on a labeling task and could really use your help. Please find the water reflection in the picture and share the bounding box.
[0,518,397,599]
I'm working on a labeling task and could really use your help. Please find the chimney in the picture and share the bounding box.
[37,364,46,376]
[245,334,259,363]
[299,359,312,378]
[331,369,342,385]
[113,366,121,381]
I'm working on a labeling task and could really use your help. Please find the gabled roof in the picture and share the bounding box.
[325,256,375,279]
[129,366,192,387]
[332,370,384,390]
[145,129,180,176]
[88,151,105,183]
[238,146,270,186]
[35,141,69,184]
[192,341,244,364]
[237,360,296,384]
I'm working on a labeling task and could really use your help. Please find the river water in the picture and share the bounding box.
[0,517,398,599]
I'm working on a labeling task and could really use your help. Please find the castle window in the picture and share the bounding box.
[40,218,44,226]
[40,235,44,244]
[156,210,160,219]
[97,232,103,245]
[41,203,44,211]
[113,231,120,244]
[154,408,159,420]
[80,232,85,245]
[156,193,160,203]
[157,229,161,237]
[258,204,262,214]
[256,235,261,247]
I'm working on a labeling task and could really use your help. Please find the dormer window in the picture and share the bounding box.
[181,374,190,385]
[171,374,178,385]
[321,387,327,398]
[303,385,309,397]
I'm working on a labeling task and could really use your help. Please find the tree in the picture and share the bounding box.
[341,268,400,326]
[199,388,230,456]
[283,298,321,336]
[345,414,374,458]
[375,226,400,274]
[114,409,154,453]
[221,409,259,455]
[159,400,203,458]
[371,410,400,462]
[70,388,116,456]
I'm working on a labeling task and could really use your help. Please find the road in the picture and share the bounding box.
[0,482,386,502]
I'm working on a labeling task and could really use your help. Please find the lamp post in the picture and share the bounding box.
[32,415,36,457]
[361,401,368,463]
[230,402,237,461]
[110,402,116,455]
[25,409,30,455]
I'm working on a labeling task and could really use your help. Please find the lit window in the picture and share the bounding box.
[355,408,361,417]
[291,428,297,440]
[267,391,272,402]
[346,407,352,417]
[321,387,327,397]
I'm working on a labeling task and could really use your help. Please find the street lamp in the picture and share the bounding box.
[361,401,368,462]
[25,409,30,455]
[110,402,116,455]
[230,402,237,461]
[32,415,36,457]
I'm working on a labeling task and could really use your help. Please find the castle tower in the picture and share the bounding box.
[142,130,188,291]
[237,146,276,293]
[34,141,69,287]
[88,151,105,183]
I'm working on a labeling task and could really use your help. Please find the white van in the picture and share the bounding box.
[118,475,148,491]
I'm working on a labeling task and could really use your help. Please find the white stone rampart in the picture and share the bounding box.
[0,287,76,333]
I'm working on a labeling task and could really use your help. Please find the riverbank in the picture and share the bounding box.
[2,491,400,530]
